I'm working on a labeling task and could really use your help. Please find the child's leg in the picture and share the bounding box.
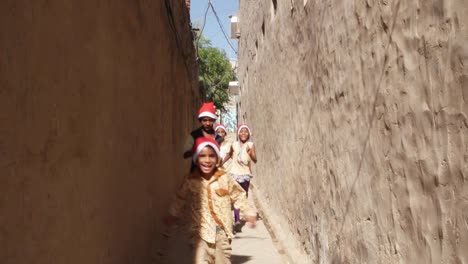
[234,208,241,223]
[239,181,250,197]
[214,232,232,264]
[191,236,215,264]
[233,180,250,223]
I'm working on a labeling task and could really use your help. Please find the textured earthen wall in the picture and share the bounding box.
[239,1,468,263]
[0,1,198,263]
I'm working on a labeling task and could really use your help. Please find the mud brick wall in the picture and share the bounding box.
[0,1,198,263]
[238,1,468,263]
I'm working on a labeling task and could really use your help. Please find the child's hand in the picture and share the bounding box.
[163,215,178,227]
[246,142,257,163]
[246,142,253,153]
[245,215,257,228]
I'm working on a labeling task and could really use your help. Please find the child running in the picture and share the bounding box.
[222,124,257,231]
[214,124,232,169]
[165,137,257,264]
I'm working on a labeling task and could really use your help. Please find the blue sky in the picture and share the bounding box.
[190,0,239,60]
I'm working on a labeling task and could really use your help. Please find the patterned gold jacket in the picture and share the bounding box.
[169,168,256,243]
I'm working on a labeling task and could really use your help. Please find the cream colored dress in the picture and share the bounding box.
[229,141,254,183]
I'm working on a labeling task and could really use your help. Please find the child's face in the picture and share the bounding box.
[238,128,250,142]
[196,146,218,175]
[216,128,226,138]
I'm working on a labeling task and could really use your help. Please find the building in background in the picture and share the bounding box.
[219,59,239,132]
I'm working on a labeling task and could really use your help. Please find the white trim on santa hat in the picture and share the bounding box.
[215,124,227,132]
[198,111,217,120]
[192,142,222,163]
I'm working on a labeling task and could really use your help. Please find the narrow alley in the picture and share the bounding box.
[1,1,467,264]
[162,185,286,264]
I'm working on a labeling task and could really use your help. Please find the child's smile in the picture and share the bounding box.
[239,128,250,142]
[197,147,218,176]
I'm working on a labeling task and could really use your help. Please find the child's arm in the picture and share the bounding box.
[222,145,233,165]
[246,142,257,163]
[165,179,190,226]
[228,178,257,223]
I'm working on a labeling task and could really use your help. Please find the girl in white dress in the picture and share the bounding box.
[222,124,257,227]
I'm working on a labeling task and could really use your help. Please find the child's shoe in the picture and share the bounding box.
[234,221,243,233]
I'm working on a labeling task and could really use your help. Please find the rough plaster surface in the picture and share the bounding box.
[0,1,198,263]
[238,1,468,263]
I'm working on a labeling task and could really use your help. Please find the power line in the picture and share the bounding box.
[195,0,211,60]
[209,1,238,55]
[196,0,210,44]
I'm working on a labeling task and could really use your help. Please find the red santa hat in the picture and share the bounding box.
[198,102,217,120]
[237,124,251,137]
[192,137,221,163]
[214,124,227,132]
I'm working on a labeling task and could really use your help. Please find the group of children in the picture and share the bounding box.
[165,102,257,264]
